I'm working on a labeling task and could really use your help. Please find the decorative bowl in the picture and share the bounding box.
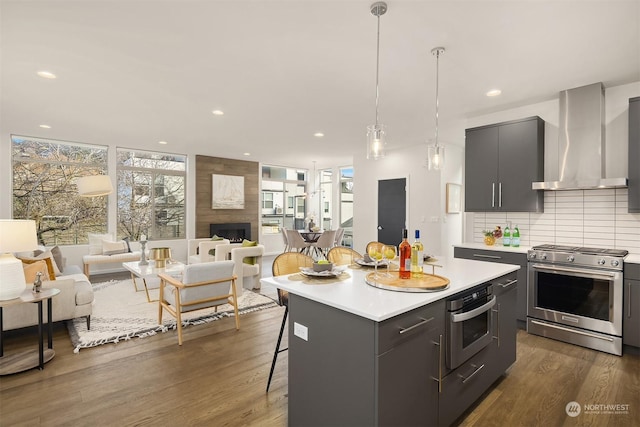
[313,262,334,272]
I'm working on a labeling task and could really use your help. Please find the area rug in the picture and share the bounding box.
[66,279,278,352]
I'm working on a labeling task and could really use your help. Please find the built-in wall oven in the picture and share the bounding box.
[446,284,496,369]
[527,245,627,356]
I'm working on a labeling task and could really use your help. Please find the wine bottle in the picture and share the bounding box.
[399,229,411,279]
[512,225,520,247]
[411,230,424,278]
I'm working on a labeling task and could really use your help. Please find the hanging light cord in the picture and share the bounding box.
[434,48,441,147]
[374,8,381,126]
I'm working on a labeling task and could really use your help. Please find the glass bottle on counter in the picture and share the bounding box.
[512,225,520,247]
[503,225,511,247]
[411,230,424,277]
[399,229,411,279]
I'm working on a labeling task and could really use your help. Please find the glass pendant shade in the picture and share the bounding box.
[367,124,386,160]
[427,144,445,170]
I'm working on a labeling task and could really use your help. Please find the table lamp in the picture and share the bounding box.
[0,219,38,300]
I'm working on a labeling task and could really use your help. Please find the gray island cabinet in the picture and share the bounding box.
[261,258,520,426]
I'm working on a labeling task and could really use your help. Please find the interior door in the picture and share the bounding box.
[377,178,406,246]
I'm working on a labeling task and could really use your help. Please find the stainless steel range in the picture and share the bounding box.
[527,244,628,355]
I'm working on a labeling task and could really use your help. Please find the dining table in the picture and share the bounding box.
[298,230,323,243]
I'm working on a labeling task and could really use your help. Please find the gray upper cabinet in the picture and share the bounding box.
[465,116,544,212]
[629,97,639,213]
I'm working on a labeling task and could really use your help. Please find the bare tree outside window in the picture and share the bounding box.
[12,135,108,245]
[117,149,186,241]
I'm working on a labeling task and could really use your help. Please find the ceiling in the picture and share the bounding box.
[1,0,639,169]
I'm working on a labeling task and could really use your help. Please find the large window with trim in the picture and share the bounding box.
[116,149,186,240]
[340,167,354,247]
[261,165,307,234]
[12,135,109,245]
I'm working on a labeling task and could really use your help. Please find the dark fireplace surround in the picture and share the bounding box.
[209,223,251,243]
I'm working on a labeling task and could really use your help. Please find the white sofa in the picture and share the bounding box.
[83,251,141,280]
[3,264,94,331]
[214,243,265,296]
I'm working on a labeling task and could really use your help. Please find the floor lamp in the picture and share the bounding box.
[0,219,38,300]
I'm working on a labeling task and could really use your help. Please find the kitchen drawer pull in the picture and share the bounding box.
[459,363,485,384]
[399,317,434,335]
[497,279,517,288]
[530,320,615,342]
[451,295,496,323]
[473,254,502,260]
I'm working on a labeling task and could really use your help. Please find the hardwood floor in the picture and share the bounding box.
[1,270,638,426]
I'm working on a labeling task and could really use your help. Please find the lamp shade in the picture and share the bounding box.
[0,219,38,300]
[77,175,113,197]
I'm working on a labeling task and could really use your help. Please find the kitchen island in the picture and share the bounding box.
[261,257,520,426]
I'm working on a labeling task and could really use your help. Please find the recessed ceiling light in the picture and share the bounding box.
[158,140,168,145]
[243,152,251,156]
[39,124,51,129]
[486,89,502,97]
[314,132,324,138]
[212,110,224,116]
[37,71,57,79]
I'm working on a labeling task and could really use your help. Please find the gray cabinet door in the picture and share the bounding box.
[498,118,544,212]
[465,117,544,213]
[465,126,499,211]
[629,97,640,213]
[623,279,640,347]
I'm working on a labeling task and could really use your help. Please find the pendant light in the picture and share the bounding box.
[427,47,445,170]
[367,1,387,160]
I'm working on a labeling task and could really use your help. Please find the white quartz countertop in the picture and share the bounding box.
[260,257,520,322]
[453,242,531,254]
[626,254,640,264]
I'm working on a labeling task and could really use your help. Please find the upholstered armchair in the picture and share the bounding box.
[187,238,231,264]
[214,242,265,295]
[158,260,239,346]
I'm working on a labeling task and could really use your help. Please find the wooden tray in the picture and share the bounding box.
[365,272,450,293]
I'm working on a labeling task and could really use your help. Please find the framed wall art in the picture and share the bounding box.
[212,174,244,209]
[446,183,461,214]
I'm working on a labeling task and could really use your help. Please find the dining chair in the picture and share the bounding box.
[280,227,290,252]
[365,241,386,255]
[311,229,337,260]
[266,252,314,392]
[158,260,238,346]
[334,227,345,247]
[327,246,362,266]
[286,229,312,255]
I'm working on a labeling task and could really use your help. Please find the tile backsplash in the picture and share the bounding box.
[472,189,640,254]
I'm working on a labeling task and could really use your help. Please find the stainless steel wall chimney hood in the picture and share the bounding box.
[532,82,628,190]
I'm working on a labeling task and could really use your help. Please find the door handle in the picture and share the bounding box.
[492,183,495,208]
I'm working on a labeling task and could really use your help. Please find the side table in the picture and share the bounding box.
[0,288,60,375]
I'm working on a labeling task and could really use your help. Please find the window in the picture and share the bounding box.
[117,149,186,240]
[261,166,307,234]
[340,167,354,247]
[12,135,108,245]
[320,169,333,229]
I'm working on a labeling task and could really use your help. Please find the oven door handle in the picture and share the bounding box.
[450,295,496,323]
[530,264,617,280]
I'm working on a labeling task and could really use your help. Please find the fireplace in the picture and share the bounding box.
[210,223,251,243]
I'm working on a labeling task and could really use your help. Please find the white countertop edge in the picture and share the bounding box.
[453,242,531,254]
[625,254,640,264]
[261,259,520,322]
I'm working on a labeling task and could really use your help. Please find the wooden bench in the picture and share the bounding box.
[82,251,141,279]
